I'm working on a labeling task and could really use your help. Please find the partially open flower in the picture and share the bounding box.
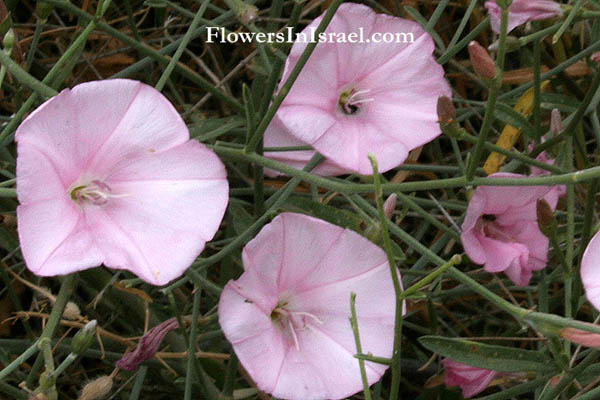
[264,3,450,175]
[219,212,402,400]
[484,0,563,34]
[16,79,229,285]
[442,359,498,398]
[461,173,565,286]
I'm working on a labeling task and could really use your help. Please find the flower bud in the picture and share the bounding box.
[3,28,14,51]
[550,108,562,137]
[35,1,54,20]
[79,376,113,400]
[383,194,397,220]
[72,320,97,355]
[536,198,553,232]
[224,0,258,25]
[468,41,496,80]
[560,326,600,348]
[436,96,455,125]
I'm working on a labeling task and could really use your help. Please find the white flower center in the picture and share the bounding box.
[338,87,374,115]
[69,179,128,206]
[271,300,323,351]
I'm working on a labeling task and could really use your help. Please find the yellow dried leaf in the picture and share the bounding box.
[483,81,550,175]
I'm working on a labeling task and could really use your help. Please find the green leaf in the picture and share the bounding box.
[494,103,536,141]
[419,336,556,373]
[228,203,254,236]
[282,197,367,234]
[189,117,245,141]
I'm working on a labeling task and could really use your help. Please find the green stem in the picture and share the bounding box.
[368,155,403,400]
[155,0,210,92]
[213,146,600,193]
[245,0,345,153]
[0,0,113,144]
[399,255,462,300]
[0,341,40,381]
[44,0,244,113]
[553,0,585,44]
[464,5,508,181]
[349,293,372,400]
[0,50,58,98]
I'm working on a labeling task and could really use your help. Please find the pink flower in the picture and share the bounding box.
[264,3,451,175]
[592,52,600,63]
[218,212,402,400]
[117,318,179,371]
[485,0,563,34]
[460,173,564,286]
[16,79,229,285]
[442,359,498,398]
[581,231,600,311]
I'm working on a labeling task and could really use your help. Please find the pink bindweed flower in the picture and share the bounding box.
[581,231,600,312]
[484,0,563,34]
[442,359,498,398]
[264,3,451,176]
[460,172,564,286]
[16,79,229,285]
[218,212,402,400]
[117,317,179,371]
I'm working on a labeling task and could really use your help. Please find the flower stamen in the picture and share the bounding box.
[70,180,129,206]
[271,301,323,351]
[338,88,374,115]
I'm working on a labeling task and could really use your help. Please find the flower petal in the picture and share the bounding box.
[85,141,228,285]
[16,142,103,275]
[582,231,600,311]
[219,281,286,393]
[85,80,189,174]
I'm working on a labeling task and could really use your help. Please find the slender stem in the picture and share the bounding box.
[0,50,57,98]
[465,5,508,181]
[399,255,462,300]
[155,0,210,92]
[552,0,585,44]
[0,340,40,381]
[214,146,600,194]
[52,353,77,377]
[184,288,202,400]
[0,0,113,144]
[349,293,372,400]
[26,274,77,389]
[368,155,403,400]
[245,0,345,153]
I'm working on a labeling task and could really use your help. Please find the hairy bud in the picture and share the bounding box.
[79,376,113,400]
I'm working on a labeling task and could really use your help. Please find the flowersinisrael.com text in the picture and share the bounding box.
[206,26,415,44]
